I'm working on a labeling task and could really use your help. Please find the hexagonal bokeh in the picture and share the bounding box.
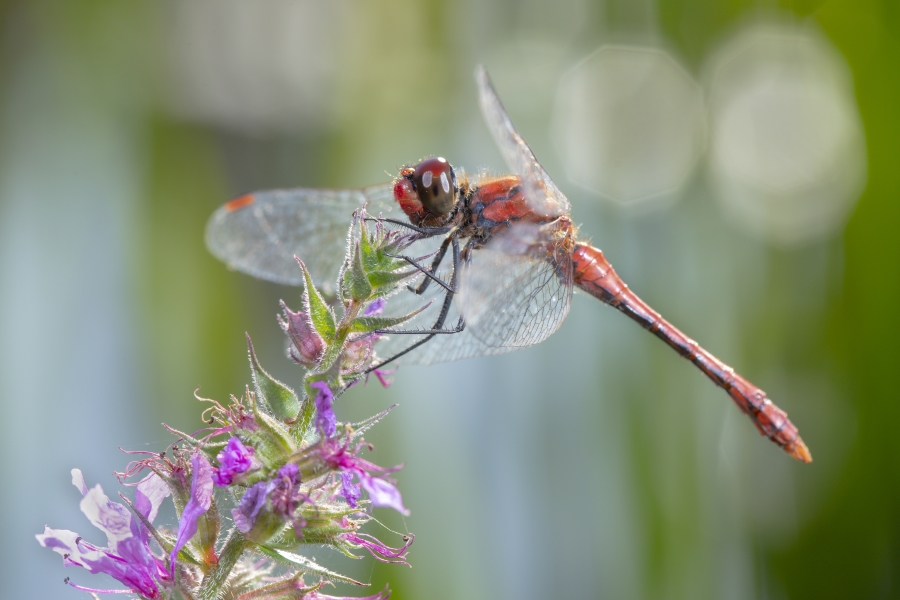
[704,19,867,245]
[552,45,707,209]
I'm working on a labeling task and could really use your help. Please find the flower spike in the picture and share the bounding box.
[39,200,418,599]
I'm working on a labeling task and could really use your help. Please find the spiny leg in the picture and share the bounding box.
[394,235,453,295]
[365,217,453,237]
[370,216,455,292]
[385,236,454,294]
[366,235,465,372]
[374,236,462,335]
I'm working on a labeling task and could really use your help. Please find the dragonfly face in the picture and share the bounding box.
[393,156,460,226]
[412,157,458,216]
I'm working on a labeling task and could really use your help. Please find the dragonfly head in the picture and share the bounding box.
[394,157,458,223]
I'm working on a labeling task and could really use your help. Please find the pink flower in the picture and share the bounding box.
[36,469,171,598]
[340,532,414,565]
[321,440,409,516]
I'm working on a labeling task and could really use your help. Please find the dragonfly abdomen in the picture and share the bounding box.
[571,242,811,463]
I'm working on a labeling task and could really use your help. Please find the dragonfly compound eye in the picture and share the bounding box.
[412,157,457,216]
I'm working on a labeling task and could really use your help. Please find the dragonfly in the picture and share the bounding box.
[206,66,811,463]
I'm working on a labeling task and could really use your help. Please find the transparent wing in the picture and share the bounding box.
[457,222,573,348]
[205,184,402,294]
[371,221,573,367]
[475,65,570,217]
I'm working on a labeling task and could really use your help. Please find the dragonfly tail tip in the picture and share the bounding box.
[789,439,813,463]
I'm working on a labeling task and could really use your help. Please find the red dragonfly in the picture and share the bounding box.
[207,66,811,463]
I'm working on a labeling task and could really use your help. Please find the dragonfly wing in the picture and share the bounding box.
[457,222,574,348]
[475,65,570,217]
[205,184,401,293]
[388,318,520,366]
[370,223,574,367]
[371,293,521,367]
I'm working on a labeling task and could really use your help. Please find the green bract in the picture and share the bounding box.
[247,334,302,423]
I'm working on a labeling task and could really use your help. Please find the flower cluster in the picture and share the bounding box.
[37,209,424,599]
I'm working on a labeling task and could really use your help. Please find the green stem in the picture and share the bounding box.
[197,530,248,600]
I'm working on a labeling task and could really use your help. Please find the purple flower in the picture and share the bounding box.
[232,481,269,534]
[170,453,215,573]
[213,437,255,486]
[311,381,336,437]
[279,300,326,367]
[231,463,307,542]
[363,298,386,316]
[36,469,171,599]
[268,463,302,518]
[321,441,409,516]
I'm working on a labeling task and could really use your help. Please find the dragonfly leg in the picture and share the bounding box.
[366,217,453,237]
[374,238,462,333]
[372,317,465,337]
[366,235,465,371]
[384,237,454,294]
[394,236,453,295]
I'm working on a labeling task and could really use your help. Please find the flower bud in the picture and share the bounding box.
[279,301,326,367]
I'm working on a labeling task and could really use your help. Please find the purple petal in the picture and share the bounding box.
[131,473,172,553]
[232,481,269,534]
[169,453,214,572]
[214,437,255,486]
[135,473,171,523]
[311,381,336,438]
[277,463,300,482]
[341,532,413,565]
[340,471,361,508]
[80,484,134,545]
[372,368,395,388]
[71,468,88,495]
[37,526,157,596]
[363,298,386,316]
[359,474,409,516]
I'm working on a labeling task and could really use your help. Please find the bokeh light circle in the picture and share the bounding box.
[704,19,867,245]
[552,45,707,209]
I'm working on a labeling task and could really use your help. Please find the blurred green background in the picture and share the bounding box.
[2,0,898,598]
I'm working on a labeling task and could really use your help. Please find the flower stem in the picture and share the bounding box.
[197,530,248,600]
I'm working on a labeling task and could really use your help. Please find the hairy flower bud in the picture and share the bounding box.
[279,301,326,367]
